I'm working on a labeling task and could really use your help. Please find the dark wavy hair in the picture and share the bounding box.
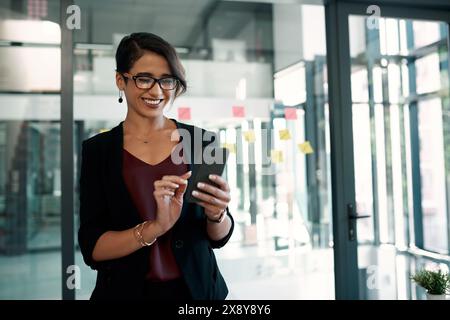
[115,32,187,97]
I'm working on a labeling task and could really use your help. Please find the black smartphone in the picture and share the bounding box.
[185,148,229,204]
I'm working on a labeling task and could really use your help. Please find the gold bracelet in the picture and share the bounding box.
[139,221,157,246]
[134,221,157,247]
[133,223,143,245]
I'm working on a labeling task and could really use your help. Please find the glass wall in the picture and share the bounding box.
[0,0,62,299]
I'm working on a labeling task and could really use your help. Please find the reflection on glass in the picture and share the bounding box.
[352,104,374,243]
[413,21,442,49]
[418,99,448,253]
[351,67,369,103]
[390,104,407,249]
[374,103,389,243]
[415,53,441,95]
[0,0,62,299]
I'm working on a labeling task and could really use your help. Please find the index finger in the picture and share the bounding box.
[162,175,189,185]
[208,175,229,192]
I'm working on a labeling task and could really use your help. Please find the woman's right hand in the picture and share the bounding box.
[151,171,192,237]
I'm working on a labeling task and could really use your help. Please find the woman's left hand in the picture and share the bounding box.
[191,175,230,222]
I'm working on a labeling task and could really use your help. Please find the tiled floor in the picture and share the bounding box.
[0,240,448,300]
[0,251,62,299]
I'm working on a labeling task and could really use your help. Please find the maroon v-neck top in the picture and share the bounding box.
[122,147,189,282]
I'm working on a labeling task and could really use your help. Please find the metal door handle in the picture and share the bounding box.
[349,214,371,219]
[347,203,371,241]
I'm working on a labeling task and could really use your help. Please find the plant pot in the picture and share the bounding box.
[426,293,447,300]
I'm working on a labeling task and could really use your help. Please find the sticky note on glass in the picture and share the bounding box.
[177,107,191,120]
[298,141,314,154]
[271,150,283,163]
[284,108,297,120]
[243,130,255,143]
[232,106,245,118]
[222,143,236,154]
[278,129,291,140]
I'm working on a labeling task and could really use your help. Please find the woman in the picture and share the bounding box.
[78,32,234,300]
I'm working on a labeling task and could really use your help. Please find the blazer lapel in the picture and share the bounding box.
[106,121,142,227]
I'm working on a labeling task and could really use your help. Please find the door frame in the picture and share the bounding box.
[325,0,450,299]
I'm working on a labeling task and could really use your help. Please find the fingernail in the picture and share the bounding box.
[197,182,204,188]
[209,174,215,180]
[192,190,198,196]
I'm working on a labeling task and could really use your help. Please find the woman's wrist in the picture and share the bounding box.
[145,220,164,239]
[207,208,227,224]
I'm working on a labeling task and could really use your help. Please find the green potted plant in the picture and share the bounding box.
[411,269,450,300]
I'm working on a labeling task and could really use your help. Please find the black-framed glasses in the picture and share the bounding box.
[122,73,178,90]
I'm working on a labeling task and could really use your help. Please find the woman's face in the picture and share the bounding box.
[116,51,175,119]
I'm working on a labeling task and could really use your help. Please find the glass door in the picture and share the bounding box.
[350,15,450,299]
[326,1,450,299]
[0,0,64,299]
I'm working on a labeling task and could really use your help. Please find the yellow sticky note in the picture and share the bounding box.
[298,141,314,154]
[279,129,291,141]
[222,143,236,154]
[99,128,110,133]
[271,150,284,163]
[243,130,256,143]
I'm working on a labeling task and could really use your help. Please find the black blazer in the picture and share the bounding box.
[78,120,234,300]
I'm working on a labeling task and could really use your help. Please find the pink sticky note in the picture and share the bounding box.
[178,107,191,120]
[232,106,246,118]
[285,107,297,120]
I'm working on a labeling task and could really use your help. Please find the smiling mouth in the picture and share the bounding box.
[142,98,163,107]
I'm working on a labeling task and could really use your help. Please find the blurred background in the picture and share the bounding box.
[0,0,449,300]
